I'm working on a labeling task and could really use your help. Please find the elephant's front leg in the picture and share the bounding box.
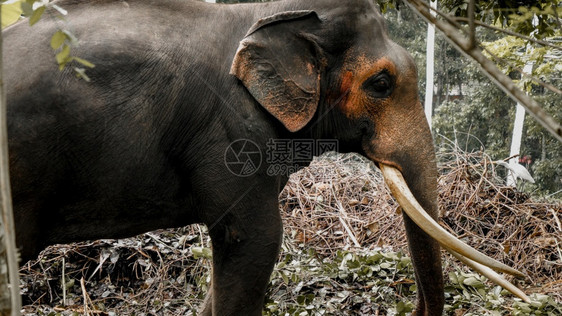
[200,202,283,316]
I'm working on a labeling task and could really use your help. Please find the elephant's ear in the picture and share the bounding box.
[230,11,324,132]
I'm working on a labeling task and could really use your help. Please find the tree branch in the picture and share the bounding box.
[0,6,22,316]
[454,17,562,51]
[481,46,562,96]
[405,0,562,143]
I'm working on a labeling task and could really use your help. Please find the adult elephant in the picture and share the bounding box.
[4,0,525,314]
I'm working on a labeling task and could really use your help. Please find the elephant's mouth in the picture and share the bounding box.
[378,163,530,303]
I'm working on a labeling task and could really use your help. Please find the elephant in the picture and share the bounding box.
[4,0,525,314]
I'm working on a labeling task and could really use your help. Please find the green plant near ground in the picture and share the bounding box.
[257,242,562,315]
[263,246,417,316]
[445,271,562,316]
[18,223,562,315]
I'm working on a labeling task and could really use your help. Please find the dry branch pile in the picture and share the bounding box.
[20,227,210,315]
[280,151,562,299]
[437,151,562,299]
[279,152,406,255]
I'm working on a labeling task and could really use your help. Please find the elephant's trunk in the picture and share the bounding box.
[364,113,445,312]
[361,91,528,303]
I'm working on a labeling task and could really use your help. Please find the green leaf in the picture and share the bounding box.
[28,5,45,26]
[64,278,75,290]
[56,44,71,66]
[72,56,95,68]
[73,67,91,82]
[50,30,66,50]
[20,0,33,16]
[280,271,289,284]
[463,276,484,288]
[1,1,23,29]
[191,246,212,259]
[396,301,406,312]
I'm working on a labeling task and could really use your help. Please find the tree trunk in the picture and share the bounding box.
[0,6,22,316]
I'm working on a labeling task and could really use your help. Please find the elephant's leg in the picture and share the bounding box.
[201,206,283,316]
[403,215,444,316]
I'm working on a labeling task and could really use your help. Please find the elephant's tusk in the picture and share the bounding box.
[379,164,526,278]
[445,246,531,303]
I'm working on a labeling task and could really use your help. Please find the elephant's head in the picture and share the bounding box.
[230,0,527,313]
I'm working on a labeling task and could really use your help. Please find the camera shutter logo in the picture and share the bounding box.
[224,139,262,177]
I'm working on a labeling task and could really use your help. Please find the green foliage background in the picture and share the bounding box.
[375,1,561,197]
[382,3,561,197]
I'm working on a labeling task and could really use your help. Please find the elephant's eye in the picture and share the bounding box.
[364,72,393,98]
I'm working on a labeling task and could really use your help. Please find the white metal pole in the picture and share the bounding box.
[424,0,437,129]
[507,62,534,186]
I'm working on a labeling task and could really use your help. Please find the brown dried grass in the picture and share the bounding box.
[437,150,562,299]
[280,150,562,299]
[279,152,404,255]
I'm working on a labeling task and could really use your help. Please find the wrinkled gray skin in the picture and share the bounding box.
[4,0,443,314]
